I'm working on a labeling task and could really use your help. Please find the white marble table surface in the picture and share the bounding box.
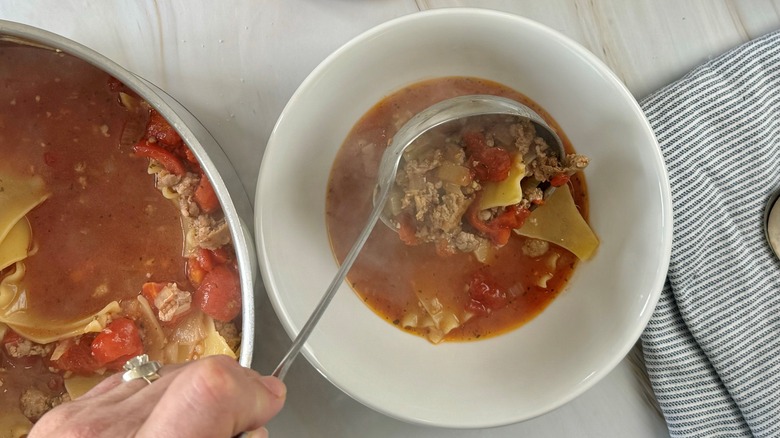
[2,1,778,436]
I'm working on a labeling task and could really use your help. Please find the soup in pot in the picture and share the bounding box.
[0,42,241,435]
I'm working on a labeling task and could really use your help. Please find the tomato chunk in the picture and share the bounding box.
[465,197,530,246]
[196,247,216,271]
[133,141,186,175]
[210,247,233,266]
[51,335,100,375]
[187,257,207,287]
[1,329,21,345]
[463,131,511,182]
[141,282,166,305]
[194,176,220,214]
[549,173,570,187]
[196,265,241,322]
[146,110,183,148]
[0,331,40,367]
[491,204,531,230]
[397,214,419,246]
[91,318,144,370]
[183,147,199,165]
[188,247,230,287]
[466,269,508,316]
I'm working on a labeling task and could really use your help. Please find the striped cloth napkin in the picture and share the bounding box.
[640,31,780,437]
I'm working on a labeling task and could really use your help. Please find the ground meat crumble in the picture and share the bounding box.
[386,114,588,255]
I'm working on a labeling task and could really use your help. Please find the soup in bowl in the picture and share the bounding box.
[257,8,671,429]
[327,77,596,344]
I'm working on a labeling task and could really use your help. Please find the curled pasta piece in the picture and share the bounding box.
[515,184,599,260]
[0,218,31,271]
[1,299,121,345]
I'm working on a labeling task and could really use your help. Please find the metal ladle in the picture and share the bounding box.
[271,94,565,380]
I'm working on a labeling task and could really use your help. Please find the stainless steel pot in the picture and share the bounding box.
[0,20,257,367]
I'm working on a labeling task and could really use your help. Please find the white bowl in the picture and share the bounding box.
[255,8,672,428]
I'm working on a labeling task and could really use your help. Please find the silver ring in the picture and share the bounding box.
[122,354,162,384]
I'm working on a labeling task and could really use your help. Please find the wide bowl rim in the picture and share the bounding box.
[257,7,672,428]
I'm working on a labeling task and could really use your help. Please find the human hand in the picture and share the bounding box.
[28,355,286,438]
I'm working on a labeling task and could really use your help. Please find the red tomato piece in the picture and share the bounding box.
[187,257,207,287]
[465,197,530,246]
[470,147,512,182]
[133,141,186,175]
[196,247,216,272]
[183,147,199,165]
[188,247,226,287]
[1,329,21,345]
[51,335,100,375]
[549,173,570,187]
[196,247,234,269]
[195,265,241,322]
[2,331,42,367]
[462,131,511,182]
[397,214,419,246]
[462,131,487,154]
[490,228,512,247]
[146,110,183,148]
[91,318,144,369]
[141,282,166,307]
[491,205,531,230]
[194,176,220,214]
[466,269,508,316]
[465,198,508,246]
[210,247,233,266]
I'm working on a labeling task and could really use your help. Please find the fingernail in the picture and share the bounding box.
[260,376,286,399]
[244,426,269,438]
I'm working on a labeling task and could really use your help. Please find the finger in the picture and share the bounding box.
[136,355,286,438]
[242,427,269,438]
[29,365,183,437]
[84,361,187,403]
[76,373,124,400]
[69,363,194,434]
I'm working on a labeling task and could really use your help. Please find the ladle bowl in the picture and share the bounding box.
[373,94,564,229]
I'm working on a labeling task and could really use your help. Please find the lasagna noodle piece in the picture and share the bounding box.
[478,153,527,210]
[136,295,167,361]
[0,297,121,344]
[64,375,109,400]
[161,308,237,364]
[201,315,238,359]
[0,262,25,309]
[515,184,599,260]
[407,264,473,344]
[0,409,33,438]
[0,171,50,243]
[0,218,32,271]
[0,170,51,325]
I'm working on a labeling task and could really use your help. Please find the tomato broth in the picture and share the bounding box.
[0,45,187,322]
[326,77,588,342]
[0,43,241,430]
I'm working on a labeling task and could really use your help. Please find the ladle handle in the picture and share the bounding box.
[271,184,389,381]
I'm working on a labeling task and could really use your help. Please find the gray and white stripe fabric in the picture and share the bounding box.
[640,31,780,437]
